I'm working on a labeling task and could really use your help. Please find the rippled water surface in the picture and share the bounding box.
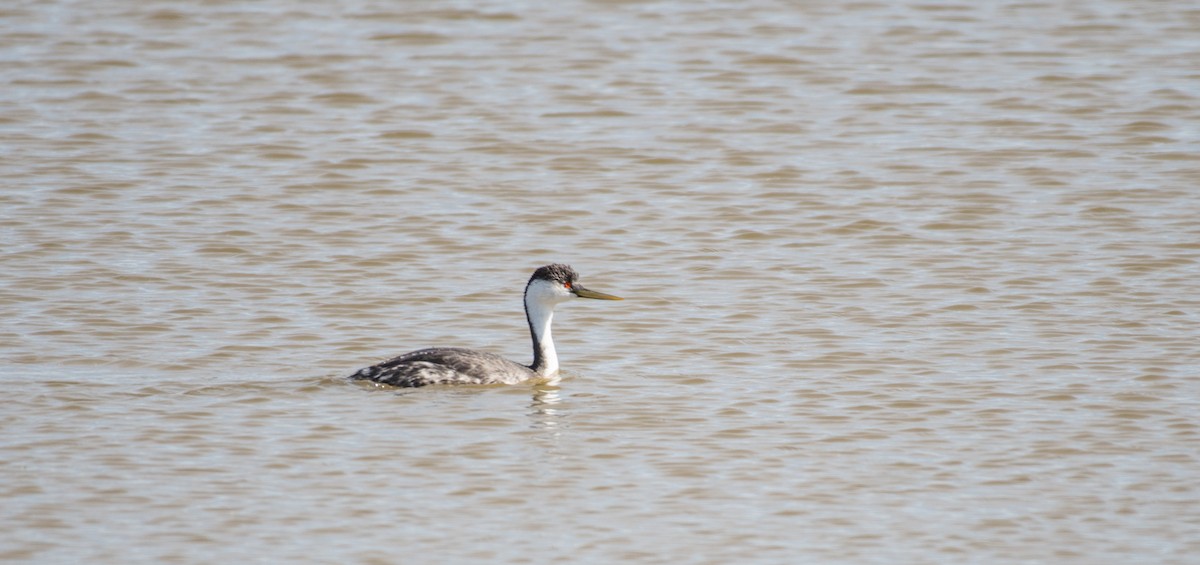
[3,1,1199,563]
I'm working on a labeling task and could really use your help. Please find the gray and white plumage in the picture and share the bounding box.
[349,264,622,387]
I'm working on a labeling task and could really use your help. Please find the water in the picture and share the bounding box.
[3,0,1199,563]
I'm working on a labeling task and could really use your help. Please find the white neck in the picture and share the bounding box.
[524,279,567,376]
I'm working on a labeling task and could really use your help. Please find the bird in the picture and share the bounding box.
[349,263,622,387]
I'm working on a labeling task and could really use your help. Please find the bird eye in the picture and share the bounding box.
[564,281,573,289]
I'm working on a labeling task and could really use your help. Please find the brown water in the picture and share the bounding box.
[3,1,1199,563]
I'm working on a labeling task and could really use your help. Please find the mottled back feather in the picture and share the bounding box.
[349,347,536,387]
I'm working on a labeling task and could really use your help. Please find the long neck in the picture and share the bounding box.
[525,291,558,376]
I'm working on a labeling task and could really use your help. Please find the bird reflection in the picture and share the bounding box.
[529,382,565,431]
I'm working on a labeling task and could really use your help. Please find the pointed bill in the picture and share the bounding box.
[572,286,623,300]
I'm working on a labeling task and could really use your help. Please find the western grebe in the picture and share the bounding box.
[349,263,622,387]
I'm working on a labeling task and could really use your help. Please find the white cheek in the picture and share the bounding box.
[528,279,572,303]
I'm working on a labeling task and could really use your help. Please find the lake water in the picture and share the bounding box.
[2,1,1199,563]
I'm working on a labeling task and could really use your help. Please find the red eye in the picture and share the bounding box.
[564,281,572,289]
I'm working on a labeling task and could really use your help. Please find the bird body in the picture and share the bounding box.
[350,347,536,387]
[349,264,621,387]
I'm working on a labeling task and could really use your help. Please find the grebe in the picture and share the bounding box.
[349,264,622,387]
